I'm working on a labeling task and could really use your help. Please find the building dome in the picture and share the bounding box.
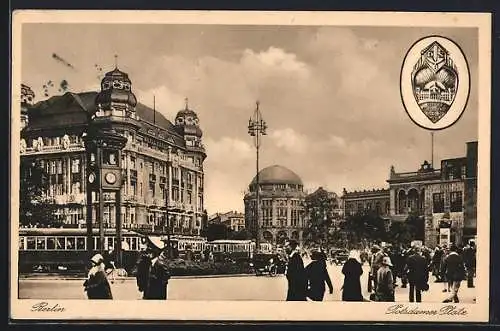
[250,165,303,186]
[175,99,202,138]
[95,66,137,108]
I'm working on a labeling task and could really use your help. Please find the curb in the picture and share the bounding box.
[19,273,259,281]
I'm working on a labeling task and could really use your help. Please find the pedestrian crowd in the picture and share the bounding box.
[82,237,476,303]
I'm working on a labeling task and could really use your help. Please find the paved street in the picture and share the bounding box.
[18,264,476,302]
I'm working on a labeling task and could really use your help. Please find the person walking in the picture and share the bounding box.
[369,245,385,293]
[442,244,466,303]
[341,250,364,301]
[405,246,429,303]
[143,249,171,300]
[305,250,333,301]
[375,256,395,302]
[83,254,113,300]
[285,240,307,301]
[440,245,452,293]
[462,241,476,288]
[135,248,153,299]
[432,246,444,282]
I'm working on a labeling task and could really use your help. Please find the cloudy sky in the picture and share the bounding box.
[21,24,478,214]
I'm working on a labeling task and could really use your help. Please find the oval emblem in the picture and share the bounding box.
[400,36,470,130]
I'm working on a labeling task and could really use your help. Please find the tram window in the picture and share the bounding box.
[36,238,46,250]
[26,237,35,250]
[19,237,25,250]
[95,237,101,250]
[56,238,65,250]
[77,237,86,250]
[131,237,137,250]
[106,237,114,250]
[47,237,56,250]
[66,237,76,250]
[125,237,132,249]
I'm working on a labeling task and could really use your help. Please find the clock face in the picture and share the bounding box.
[105,172,117,184]
[88,172,96,183]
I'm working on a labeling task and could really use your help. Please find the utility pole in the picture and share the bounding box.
[247,101,267,251]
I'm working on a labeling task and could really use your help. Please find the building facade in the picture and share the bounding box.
[387,142,477,247]
[244,165,306,245]
[342,188,390,217]
[209,211,245,232]
[19,65,207,236]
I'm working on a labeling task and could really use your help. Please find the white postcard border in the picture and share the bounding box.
[10,10,491,322]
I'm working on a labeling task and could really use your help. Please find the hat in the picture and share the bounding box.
[382,256,393,267]
[90,254,104,264]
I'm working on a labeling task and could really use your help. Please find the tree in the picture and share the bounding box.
[344,211,388,246]
[228,228,252,240]
[204,223,229,241]
[304,187,341,249]
[19,159,61,228]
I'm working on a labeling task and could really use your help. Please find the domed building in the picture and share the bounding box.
[244,165,306,245]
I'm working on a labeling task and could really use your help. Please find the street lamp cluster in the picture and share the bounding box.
[247,101,268,250]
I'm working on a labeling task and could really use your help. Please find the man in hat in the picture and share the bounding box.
[405,246,429,302]
[370,245,385,292]
[442,244,466,303]
[462,241,476,288]
[284,239,307,301]
[136,238,171,300]
[375,256,395,302]
[83,254,113,299]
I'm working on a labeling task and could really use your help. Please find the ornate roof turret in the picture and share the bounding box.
[175,98,203,138]
[95,56,137,111]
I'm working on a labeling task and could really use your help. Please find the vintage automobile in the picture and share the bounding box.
[252,253,287,276]
[330,248,350,266]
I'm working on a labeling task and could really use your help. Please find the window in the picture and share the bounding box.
[27,237,35,250]
[187,192,192,204]
[130,156,136,169]
[66,237,75,250]
[450,191,463,212]
[36,237,46,250]
[149,182,155,197]
[47,237,56,250]
[433,193,445,213]
[76,237,86,250]
[131,181,137,196]
[56,160,63,174]
[71,159,81,173]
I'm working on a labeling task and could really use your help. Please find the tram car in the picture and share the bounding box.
[154,235,207,260]
[205,240,273,262]
[18,228,145,274]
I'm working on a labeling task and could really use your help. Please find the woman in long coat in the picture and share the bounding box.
[341,250,364,301]
[83,254,113,299]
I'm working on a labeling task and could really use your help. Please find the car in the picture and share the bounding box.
[252,253,287,276]
[330,249,349,266]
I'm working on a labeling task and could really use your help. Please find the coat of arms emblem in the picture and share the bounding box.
[400,36,470,130]
[411,41,458,123]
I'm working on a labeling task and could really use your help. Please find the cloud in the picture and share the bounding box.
[241,47,310,78]
[270,128,310,154]
[20,24,478,214]
[135,85,186,120]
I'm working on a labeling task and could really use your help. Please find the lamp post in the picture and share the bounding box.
[248,101,267,251]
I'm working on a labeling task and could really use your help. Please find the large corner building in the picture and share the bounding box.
[19,66,207,236]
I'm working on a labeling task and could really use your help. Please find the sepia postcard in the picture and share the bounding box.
[10,10,491,322]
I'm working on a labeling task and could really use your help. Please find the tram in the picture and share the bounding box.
[18,228,145,274]
[205,240,273,262]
